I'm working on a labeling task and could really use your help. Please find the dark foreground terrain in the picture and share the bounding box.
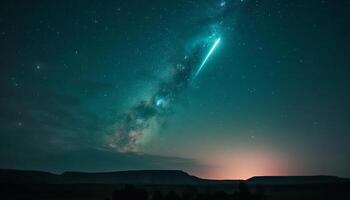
[1,169,349,200]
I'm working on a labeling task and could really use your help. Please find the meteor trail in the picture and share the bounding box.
[193,37,221,79]
[108,37,222,152]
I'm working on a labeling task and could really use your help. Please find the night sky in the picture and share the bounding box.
[1,0,350,179]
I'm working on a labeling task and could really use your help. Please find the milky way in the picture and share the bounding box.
[106,38,220,152]
[104,0,241,152]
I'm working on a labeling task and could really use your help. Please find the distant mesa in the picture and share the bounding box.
[0,169,208,184]
[0,169,348,185]
[246,175,349,185]
[60,170,204,184]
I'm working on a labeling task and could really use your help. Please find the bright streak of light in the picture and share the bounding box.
[193,38,221,79]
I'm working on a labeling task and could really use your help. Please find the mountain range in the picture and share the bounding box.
[1,169,348,185]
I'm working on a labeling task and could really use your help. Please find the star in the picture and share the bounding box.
[220,1,226,7]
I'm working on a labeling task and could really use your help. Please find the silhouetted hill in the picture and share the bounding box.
[1,169,349,185]
[0,169,60,184]
[247,175,350,185]
[0,169,216,184]
[61,170,204,184]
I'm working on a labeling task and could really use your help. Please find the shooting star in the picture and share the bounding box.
[193,37,221,79]
[106,37,222,152]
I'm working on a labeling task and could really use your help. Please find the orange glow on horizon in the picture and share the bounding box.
[195,148,297,180]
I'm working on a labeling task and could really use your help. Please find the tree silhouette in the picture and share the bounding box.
[165,191,180,200]
[234,181,252,200]
[152,190,164,200]
[112,184,148,200]
[255,184,267,200]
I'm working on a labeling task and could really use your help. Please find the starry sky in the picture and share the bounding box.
[0,0,350,179]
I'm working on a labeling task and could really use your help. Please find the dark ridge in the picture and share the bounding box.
[247,175,350,185]
[0,169,210,184]
[0,169,60,184]
[61,170,204,184]
[1,169,348,185]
